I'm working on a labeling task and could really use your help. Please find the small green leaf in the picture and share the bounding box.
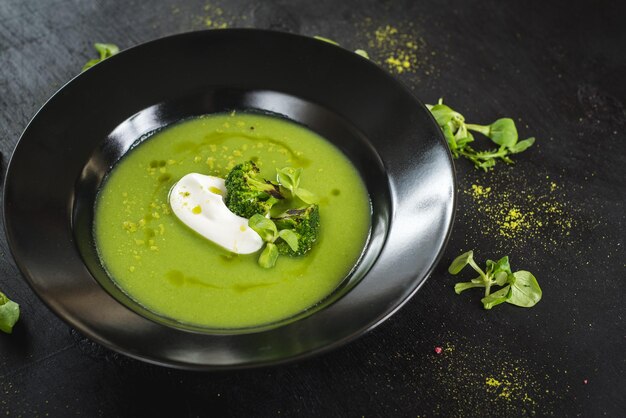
[248,214,278,242]
[278,229,299,252]
[507,271,542,307]
[465,123,490,137]
[313,36,369,59]
[442,124,457,152]
[276,167,301,192]
[477,159,497,170]
[94,43,119,59]
[0,292,20,334]
[487,118,518,148]
[481,285,511,309]
[295,188,318,204]
[454,123,468,140]
[82,59,100,71]
[354,49,370,59]
[448,251,474,274]
[449,251,541,310]
[491,256,513,285]
[431,101,535,170]
[82,43,119,72]
[277,167,318,204]
[494,271,509,286]
[509,137,535,153]
[501,155,514,164]
[491,256,512,276]
[456,132,475,148]
[429,104,460,126]
[258,243,279,268]
[313,36,340,46]
[454,281,484,294]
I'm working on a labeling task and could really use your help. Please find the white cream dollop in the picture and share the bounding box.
[168,173,263,254]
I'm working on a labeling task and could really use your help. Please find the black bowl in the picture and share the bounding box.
[4,29,455,369]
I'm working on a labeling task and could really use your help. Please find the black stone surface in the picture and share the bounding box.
[0,0,624,416]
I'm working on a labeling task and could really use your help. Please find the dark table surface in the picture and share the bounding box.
[1,0,624,416]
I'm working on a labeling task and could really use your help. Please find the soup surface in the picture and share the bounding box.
[94,112,371,328]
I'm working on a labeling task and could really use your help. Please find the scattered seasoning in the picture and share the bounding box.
[376,25,417,73]
[583,379,588,385]
[461,170,581,251]
[500,208,527,238]
[357,18,436,79]
[471,184,491,198]
[179,1,247,29]
[434,346,443,354]
[203,4,229,29]
[402,332,564,416]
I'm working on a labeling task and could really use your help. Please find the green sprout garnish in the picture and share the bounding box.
[248,215,298,268]
[0,291,20,334]
[354,49,370,59]
[449,251,542,309]
[313,36,370,59]
[224,162,321,268]
[276,166,317,204]
[82,43,120,72]
[426,99,535,171]
[313,36,339,46]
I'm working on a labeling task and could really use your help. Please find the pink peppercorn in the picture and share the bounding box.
[434,346,443,354]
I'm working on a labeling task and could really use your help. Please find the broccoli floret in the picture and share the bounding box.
[225,161,283,218]
[273,204,320,256]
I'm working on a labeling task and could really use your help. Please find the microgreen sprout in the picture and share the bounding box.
[82,43,120,72]
[426,99,535,171]
[354,49,370,59]
[248,215,298,268]
[313,36,370,59]
[449,251,542,309]
[0,291,20,334]
[313,36,340,46]
[276,167,318,204]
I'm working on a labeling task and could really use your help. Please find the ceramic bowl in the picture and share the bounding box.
[4,29,455,369]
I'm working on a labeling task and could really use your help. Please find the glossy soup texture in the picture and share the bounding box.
[94,113,371,328]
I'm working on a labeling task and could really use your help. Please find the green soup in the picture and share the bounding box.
[94,112,371,328]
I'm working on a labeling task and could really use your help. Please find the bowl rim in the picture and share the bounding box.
[3,28,456,369]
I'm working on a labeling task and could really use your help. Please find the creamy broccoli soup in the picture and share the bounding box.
[94,112,371,329]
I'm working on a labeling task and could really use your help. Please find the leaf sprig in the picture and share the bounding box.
[313,36,370,59]
[449,251,542,309]
[426,99,535,171]
[0,291,20,334]
[276,167,317,204]
[82,43,119,72]
[248,215,298,268]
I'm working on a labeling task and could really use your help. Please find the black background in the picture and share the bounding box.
[0,0,624,416]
